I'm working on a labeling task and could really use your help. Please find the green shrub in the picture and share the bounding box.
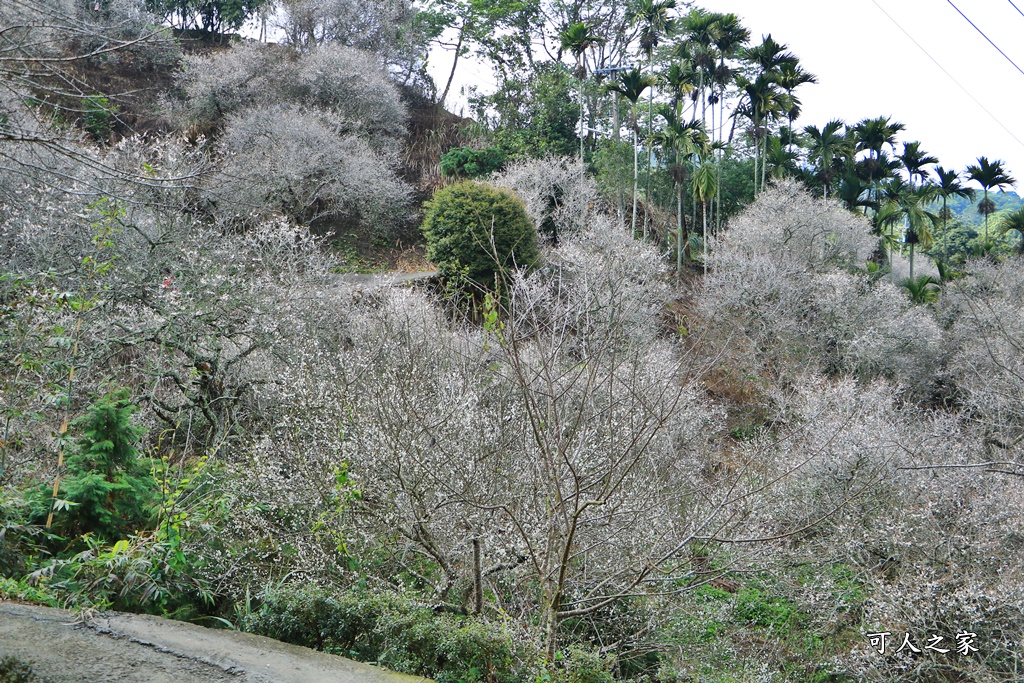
[0,576,58,607]
[241,585,522,683]
[27,534,213,614]
[440,147,507,179]
[83,96,117,141]
[422,181,540,289]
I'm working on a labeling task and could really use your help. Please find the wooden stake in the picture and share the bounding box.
[45,320,80,529]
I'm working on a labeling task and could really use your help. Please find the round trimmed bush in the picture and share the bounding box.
[422,181,540,287]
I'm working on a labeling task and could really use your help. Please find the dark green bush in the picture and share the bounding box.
[241,585,521,683]
[422,181,540,288]
[440,147,507,179]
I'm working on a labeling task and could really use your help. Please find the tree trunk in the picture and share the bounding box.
[544,602,560,662]
[761,134,768,191]
[753,138,759,195]
[613,92,620,140]
[645,56,654,240]
[984,189,990,242]
[677,182,685,279]
[578,63,585,161]
[702,197,708,276]
[472,537,483,615]
[614,93,624,223]
[632,113,639,237]
[438,20,468,106]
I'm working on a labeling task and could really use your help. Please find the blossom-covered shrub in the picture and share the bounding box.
[491,155,598,244]
[697,181,944,398]
[208,106,410,228]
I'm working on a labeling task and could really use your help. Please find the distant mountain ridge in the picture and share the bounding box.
[938,190,1022,225]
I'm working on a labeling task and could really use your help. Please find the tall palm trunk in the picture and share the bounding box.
[710,89,716,236]
[715,94,722,237]
[984,189,990,242]
[632,109,639,236]
[702,196,708,276]
[677,181,687,279]
[753,130,759,195]
[579,75,585,161]
[645,54,654,240]
[761,134,768,190]
[613,93,624,222]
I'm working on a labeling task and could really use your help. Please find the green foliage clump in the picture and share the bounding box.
[422,181,540,288]
[734,585,803,634]
[551,646,616,683]
[44,389,155,542]
[0,492,47,579]
[715,155,757,221]
[83,96,117,141]
[900,275,941,304]
[593,139,632,206]
[927,218,978,263]
[242,585,521,683]
[145,0,270,34]
[7,454,219,614]
[0,656,45,683]
[481,62,580,159]
[0,576,58,607]
[440,147,506,179]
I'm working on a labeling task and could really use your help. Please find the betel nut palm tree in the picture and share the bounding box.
[629,0,676,240]
[999,206,1024,255]
[737,34,802,193]
[679,7,717,125]
[852,116,905,212]
[998,206,1024,255]
[605,68,654,237]
[804,119,845,199]
[877,179,938,279]
[933,166,975,235]
[898,141,937,188]
[691,143,718,274]
[707,12,748,236]
[560,22,605,160]
[776,61,816,155]
[655,108,706,277]
[966,156,1016,242]
[734,72,784,194]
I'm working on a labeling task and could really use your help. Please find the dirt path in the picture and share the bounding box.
[331,271,438,288]
[0,602,430,683]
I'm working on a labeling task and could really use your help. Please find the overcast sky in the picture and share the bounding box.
[698,0,1024,190]
[429,0,1024,192]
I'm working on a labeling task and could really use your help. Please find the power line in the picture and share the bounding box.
[946,0,1024,79]
[869,0,1024,152]
[1008,0,1024,20]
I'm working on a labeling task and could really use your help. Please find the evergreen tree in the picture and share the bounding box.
[50,390,155,542]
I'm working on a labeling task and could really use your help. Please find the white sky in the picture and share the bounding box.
[429,0,1024,191]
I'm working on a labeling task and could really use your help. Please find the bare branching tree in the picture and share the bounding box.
[0,0,192,202]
